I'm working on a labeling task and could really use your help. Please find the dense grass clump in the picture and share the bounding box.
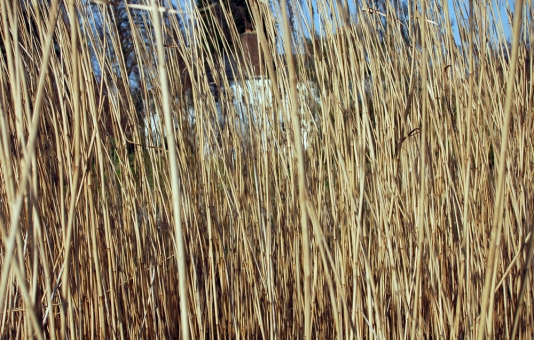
[0,0,533,338]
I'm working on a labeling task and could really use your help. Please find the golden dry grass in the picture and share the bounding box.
[0,0,533,338]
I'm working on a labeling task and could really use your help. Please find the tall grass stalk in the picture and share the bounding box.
[411,0,429,338]
[1,0,533,338]
[149,0,189,338]
[477,0,525,338]
[279,0,312,338]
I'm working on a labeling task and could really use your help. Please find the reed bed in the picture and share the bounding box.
[0,0,533,338]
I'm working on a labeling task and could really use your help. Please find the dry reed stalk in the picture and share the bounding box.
[477,0,525,338]
[279,0,312,338]
[0,0,533,338]
[411,0,429,338]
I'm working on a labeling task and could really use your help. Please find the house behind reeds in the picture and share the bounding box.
[146,29,320,153]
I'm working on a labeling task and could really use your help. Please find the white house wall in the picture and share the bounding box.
[144,78,321,157]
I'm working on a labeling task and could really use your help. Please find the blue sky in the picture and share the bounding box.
[299,0,516,45]
[447,0,514,44]
[168,0,519,48]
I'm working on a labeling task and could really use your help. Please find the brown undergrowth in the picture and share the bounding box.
[0,0,533,338]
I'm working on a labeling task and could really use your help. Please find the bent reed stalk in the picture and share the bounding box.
[0,0,533,338]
